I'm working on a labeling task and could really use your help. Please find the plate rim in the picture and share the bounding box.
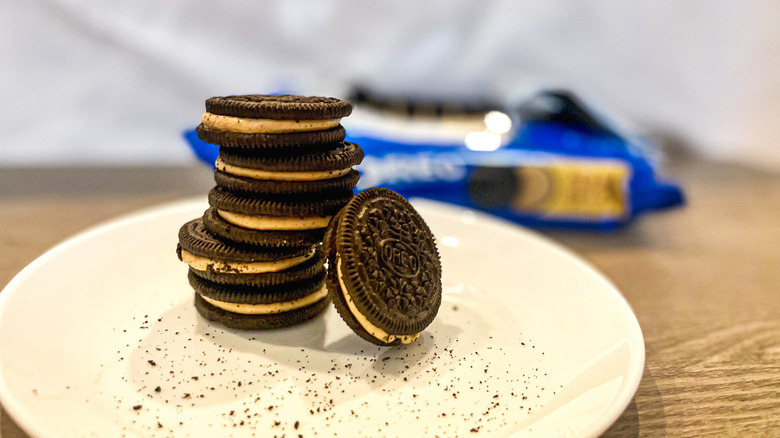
[0,198,205,438]
[0,197,644,438]
[413,199,645,437]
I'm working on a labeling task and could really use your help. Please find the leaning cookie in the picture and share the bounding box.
[323,188,442,346]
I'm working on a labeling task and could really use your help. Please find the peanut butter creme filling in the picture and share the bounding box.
[215,157,351,182]
[217,210,332,231]
[336,258,419,344]
[200,286,328,315]
[180,248,314,274]
[202,112,341,134]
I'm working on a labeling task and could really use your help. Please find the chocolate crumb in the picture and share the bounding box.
[132,405,142,410]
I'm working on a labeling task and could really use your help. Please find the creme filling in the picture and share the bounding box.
[202,112,340,133]
[336,258,419,344]
[201,286,328,315]
[180,248,313,274]
[215,157,351,181]
[218,210,331,230]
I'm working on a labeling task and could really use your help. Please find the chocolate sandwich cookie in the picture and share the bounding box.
[196,124,346,149]
[214,169,360,195]
[189,269,326,305]
[189,270,329,330]
[213,141,363,194]
[195,293,329,330]
[177,218,316,272]
[201,95,352,134]
[217,141,363,173]
[208,186,352,234]
[324,188,442,346]
[202,207,327,247]
[191,246,325,287]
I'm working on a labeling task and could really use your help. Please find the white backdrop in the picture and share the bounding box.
[2,0,780,171]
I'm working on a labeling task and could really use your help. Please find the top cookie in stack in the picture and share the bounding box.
[197,95,362,247]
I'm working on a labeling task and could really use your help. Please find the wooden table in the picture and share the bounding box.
[1,160,778,436]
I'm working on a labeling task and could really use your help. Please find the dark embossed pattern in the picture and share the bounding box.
[351,193,441,330]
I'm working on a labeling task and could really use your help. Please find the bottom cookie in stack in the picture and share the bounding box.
[177,218,329,329]
[191,272,329,330]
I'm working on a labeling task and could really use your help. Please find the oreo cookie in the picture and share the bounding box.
[214,169,360,195]
[178,93,361,331]
[189,270,328,329]
[205,95,352,120]
[324,188,442,346]
[194,293,329,330]
[202,207,327,247]
[196,124,346,149]
[177,218,312,263]
[190,245,325,287]
[189,269,325,305]
[201,95,352,135]
[212,140,363,197]
[217,141,363,172]
[208,186,351,221]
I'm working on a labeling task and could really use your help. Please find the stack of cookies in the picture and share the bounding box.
[176,95,362,329]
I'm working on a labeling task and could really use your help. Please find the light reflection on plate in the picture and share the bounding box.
[0,197,643,438]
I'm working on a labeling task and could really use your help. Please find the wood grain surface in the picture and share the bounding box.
[1,161,778,437]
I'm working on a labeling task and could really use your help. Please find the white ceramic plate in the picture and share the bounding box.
[0,198,643,438]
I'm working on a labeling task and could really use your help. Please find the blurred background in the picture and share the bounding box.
[2,0,780,171]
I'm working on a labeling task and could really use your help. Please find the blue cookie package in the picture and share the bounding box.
[185,91,683,231]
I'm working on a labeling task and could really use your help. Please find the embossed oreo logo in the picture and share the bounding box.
[379,238,420,278]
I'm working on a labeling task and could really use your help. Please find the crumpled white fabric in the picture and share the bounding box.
[2,0,779,170]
